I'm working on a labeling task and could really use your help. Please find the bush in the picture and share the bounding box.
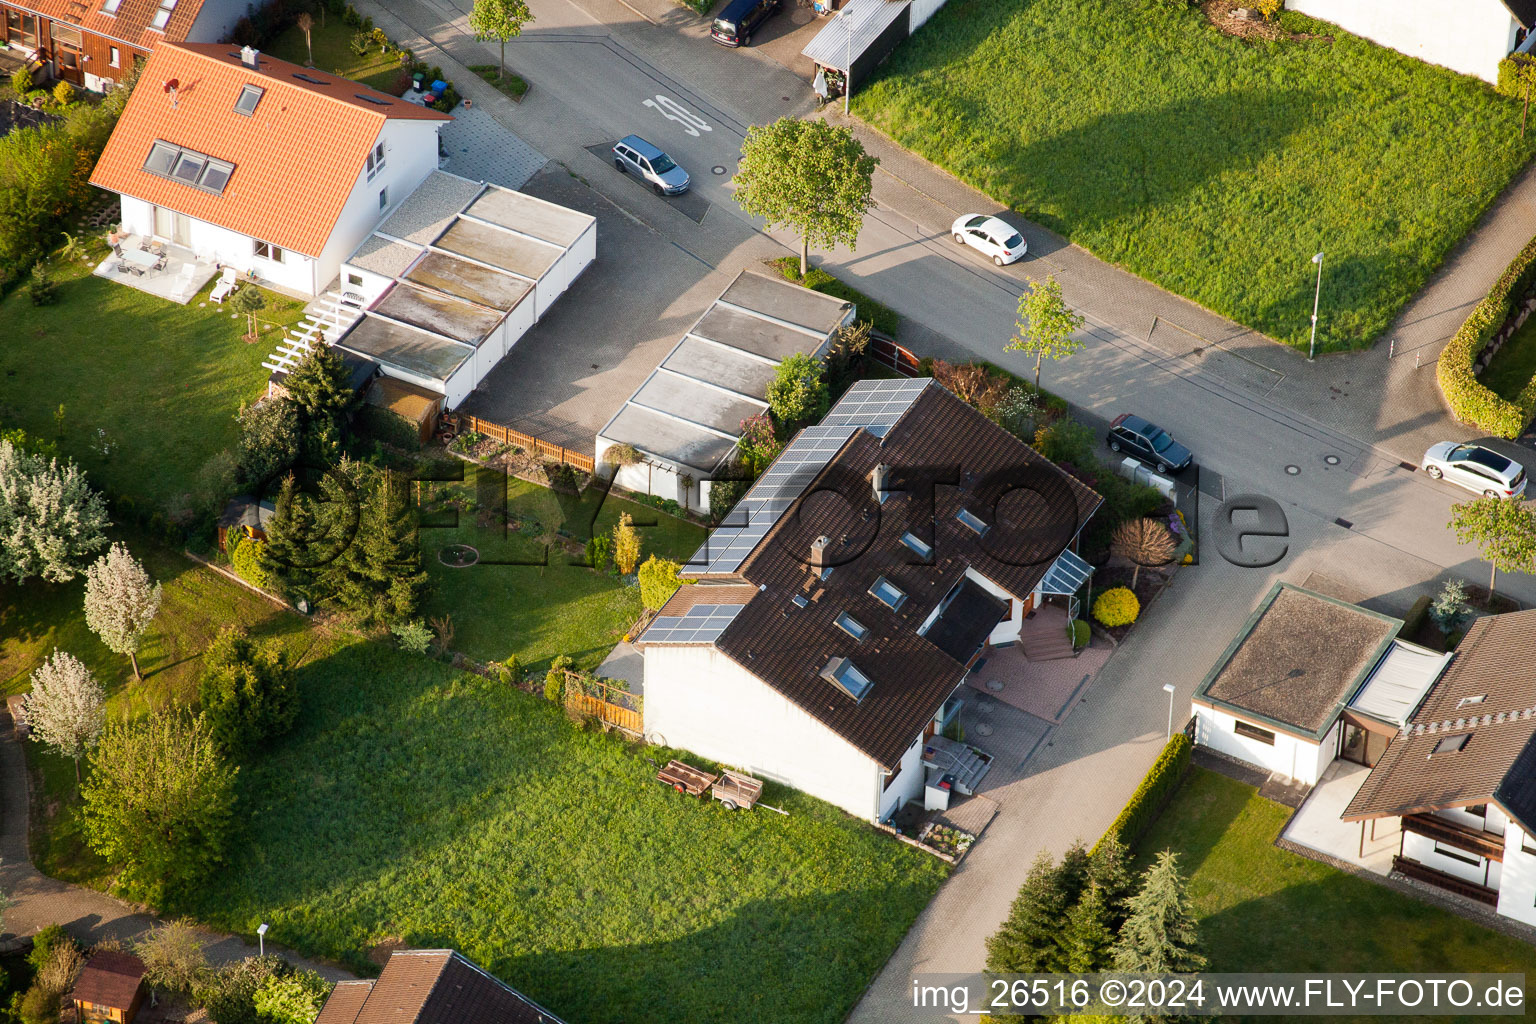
[1430,579,1473,633]
[17,985,57,1024]
[500,655,520,686]
[544,654,572,703]
[10,68,30,95]
[1096,732,1191,853]
[198,625,298,758]
[1070,619,1090,648]
[1032,418,1097,466]
[1254,0,1281,20]
[391,620,432,653]
[709,477,749,523]
[584,534,611,572]
[237,399,300,489]
[230,535,271,589]
[1436,231,1536,438]
[770,257,900,336]
[200,955,290,1024]
[25,263,55,306]
[607,442,642,467]
[638,555,688,611]
[26,927,71,976]
[1092,587,1140,627]
[51,81,74,106]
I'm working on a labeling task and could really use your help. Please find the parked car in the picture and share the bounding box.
[950,214,1027,266]
[711,0,780,46]
[612,136,691,195]
[1106,413,1193,474]
[1422,442,1527,498]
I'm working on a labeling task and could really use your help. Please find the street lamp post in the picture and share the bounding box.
[1308,251,1324,361]
[257,922,268,958]
[1162,683,1177,740]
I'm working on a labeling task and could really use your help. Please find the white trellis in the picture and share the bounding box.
[261,289,365,375]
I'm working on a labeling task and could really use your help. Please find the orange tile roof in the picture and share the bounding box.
[7,0,210,51]
[89,42,451,257]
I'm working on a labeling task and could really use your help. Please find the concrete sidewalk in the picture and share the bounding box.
[0,720,351,980]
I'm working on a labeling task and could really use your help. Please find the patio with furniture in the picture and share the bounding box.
[92,234,220,305]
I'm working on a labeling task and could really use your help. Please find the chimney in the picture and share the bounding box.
[810,535,831,572]
[871,463,889,504]
[240,46,260,69]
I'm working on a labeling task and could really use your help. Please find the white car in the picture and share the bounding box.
[1422,442,1527,499]
[951,214,1027,266]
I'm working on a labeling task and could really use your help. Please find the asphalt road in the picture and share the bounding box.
[352,0,1536,1019]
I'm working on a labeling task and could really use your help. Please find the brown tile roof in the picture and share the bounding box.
[1343,610,1536,833]
[89,43,450,257]
[71,951,144,1010]
[1193,583,1401,739]
[651,582,759,619]
[712,384,1101,768]
[8,0,211,50]
[316,950,567,1024]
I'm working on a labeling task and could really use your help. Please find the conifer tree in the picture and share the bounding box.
[985,852,1072,974]
[1112,850,1206,977]
[284,345,354,466]
[1088,834,1137,931]
[1064,882,1116,973]
[319,468,428,623]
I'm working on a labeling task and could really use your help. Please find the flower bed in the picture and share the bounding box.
[918,822,976,860]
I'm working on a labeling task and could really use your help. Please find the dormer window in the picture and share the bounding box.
[234,84,263,116]
[150,0,176,30]
[900,531,933,559]
[821,657,872,701]
[1433,734,1471,754]
[956,508,989,536]
[834,612,867,641]
[869,576,905,611]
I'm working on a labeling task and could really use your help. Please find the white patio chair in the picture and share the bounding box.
[173,262,198,297]
[209,266,240,304]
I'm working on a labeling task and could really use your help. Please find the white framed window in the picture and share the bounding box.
[1233,720,1275,745]
[365,141,385,180]
[253,240,284,263]
[101,0,122,13]
[346,272,363,287]
[109,46,120,67]
[378,186,388,210]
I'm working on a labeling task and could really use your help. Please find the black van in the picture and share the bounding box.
[711,0,780,46]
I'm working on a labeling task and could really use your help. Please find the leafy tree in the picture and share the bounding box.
[734,118,877,276]
[296,11,315,65]
[237,399,300,489]
[1430,578,1473,633]
[137,920,210,999]
[766,352,828,426]
[1006,275,1085,393]
[317,467,429,624]
[0,438,110,584]
[202,955,289,1024]
[228,284,266,341]
[283,344,354,467]
[198,625,298,758]
[468,0,534,81]
[253,971,332,1024]
[81,711,238,906]
[1112,850,1206,978]
[736,413,783,475]
[83,542,162,681]
[612,512,641,575]
[638,555,691,611]
[23,649,105,785]
[1448,495,1536,602]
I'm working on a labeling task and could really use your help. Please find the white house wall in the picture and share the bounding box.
[879,734,925,822]
[908,0,947,32]
[598,439,708,514]
[1498,824,1536,927]
[643,644,889,820]
[1193,705,1333,784]
[1402,831,1502,889]
[185,0,255,45]
[962,567,1031,646]
[120,195,318,293]
[1285,0,1517,83]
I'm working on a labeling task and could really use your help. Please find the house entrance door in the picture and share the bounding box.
[153,206,191,247]
[1340,724,1388,767]
[50,23,82,84]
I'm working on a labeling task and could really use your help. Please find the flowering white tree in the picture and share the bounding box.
[23,649,106,784]
[84,543,162,682]
[0,439,110,583]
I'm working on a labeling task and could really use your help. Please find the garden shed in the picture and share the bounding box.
[217,495,277,552]
[802,0,948,97]
[364,375,445,444]
[70,950,146,1024]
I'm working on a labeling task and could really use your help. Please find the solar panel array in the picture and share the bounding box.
[692,378,933,575]
[642,603,746,644]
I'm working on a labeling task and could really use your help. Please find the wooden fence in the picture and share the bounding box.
[450,413,596,474]
[563,670,643,736]
[868,334,922,377]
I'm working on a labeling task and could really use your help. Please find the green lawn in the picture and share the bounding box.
[266,20,404,94]
[1138,768,1536,1020]
[418,466,706,672]
[855,0,1536,351]
[1481,315,1536,402]
[0,253,306,514]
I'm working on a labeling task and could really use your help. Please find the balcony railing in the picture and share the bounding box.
[1392,856,1499,907]
[1401,813,1505,862]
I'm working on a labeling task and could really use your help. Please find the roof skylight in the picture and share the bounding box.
[956,508,990,536]
[900,531,933,559]
[234,84,264,116]
[149,0,176,30]
[1432,734,1471,754]
[821,657,872,701]
[835,612,868,641]
[142,141,236,195]
[869,576,906,611]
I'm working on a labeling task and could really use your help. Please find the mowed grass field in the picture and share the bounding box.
[855,0,1536,351]
[1137,768,1536,1021]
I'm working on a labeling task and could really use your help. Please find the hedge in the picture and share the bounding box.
[1095,732,1191,853]
[1399,593,1431,641]
[1435,230,1536,438]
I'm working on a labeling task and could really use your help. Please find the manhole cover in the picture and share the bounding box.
[986,679,1004,692]
[712,165,727,175]
[1285,465,1301,475]
[975,699,993,714]
[438,544,480,567]
[974,723,993,737]
[1324,454,1341,466]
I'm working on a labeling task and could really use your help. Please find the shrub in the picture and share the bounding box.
[544,654,572,703]
[1436,231,1536,438]
[17,985,56,1024]
[1097,732,1191,852]
[26,927,72,975]
[200,955,289,1024]
[51,81,74,106]
[237,399,300,488]
[25,263,55,306]
[1032,418,1097,466]
[348,31,371,55]
[1070,619,1090,648]
[10,68,30,94]
[584,534,611,572]
[613,512,641,575]
[638,555,688,611]
[766,352,829,426]
[770,257,900,336]
[1430,579,1473,633]
[1255,0,1281,20]
[607,442,642,467]
[736,412,783,475]
[392,620,432,653]
[709,477,749,523]
[230,535,271,589]
[198,625,298,758]
[1092,587,1140,627]
[500,655,520,686]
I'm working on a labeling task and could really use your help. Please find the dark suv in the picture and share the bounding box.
[1106,414,1193,474]
[711,0,780,46]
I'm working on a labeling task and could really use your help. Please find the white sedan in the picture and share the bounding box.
[951,214,1027,266]
[1422,442,1527,499]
